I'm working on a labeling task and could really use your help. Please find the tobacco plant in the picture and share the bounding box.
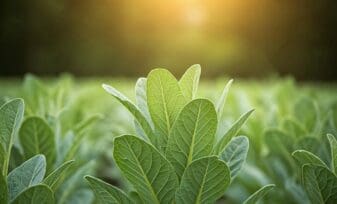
[85,65,274,203]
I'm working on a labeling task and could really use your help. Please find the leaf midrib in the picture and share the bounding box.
[195,159,210,204]
[187,102,202,165]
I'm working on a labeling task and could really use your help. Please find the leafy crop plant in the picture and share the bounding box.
[85,65,275,204]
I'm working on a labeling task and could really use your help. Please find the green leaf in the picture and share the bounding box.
[43,160,74,190]
[85,175,132,204]
[220,136,249,179]
[282,118,306,138]
[327,134,337,173]
[179,64,201,100]
[113,135,178,204]
[0,172,8,204]
[166,99,217,179]
[102,84,155,144]
[292,150,327,168]
[135,77,153,128]
[0,98,24,176]
[19,117,56,173]
[7,154,46,201]
[214,109,254,154]
[243,184,275,204]
[302,164,337,204]
[175,156,230,204]
[147,69,187,151]
[216,79,233,120]
[294,97,319,134]
[11,184,54,204]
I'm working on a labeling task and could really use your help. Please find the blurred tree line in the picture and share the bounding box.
[0,0,336,80]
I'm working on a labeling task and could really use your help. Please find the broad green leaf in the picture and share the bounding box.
[43,160,74,190]
[327,134,337,173]
[216,79,233,120]
[11,184,54,204]
[103,84,155,144]
[302,164,337,204]
[135,77,153,128]
[292,150,327,168]
[0,172,8,204]
[85,175,132,204]
[179,64,201,100]
[113,135,178,204]
[220,136,249,179]
[147,69,187,151]
[175,156,230,204]
[166,99,217,179]
[7,154,46,201]
[9,146,24,172]
[214,109,254,154]
[0,98,24,176]
[19,117,56,173]
[243,184,275,204]
[294,97,319,134]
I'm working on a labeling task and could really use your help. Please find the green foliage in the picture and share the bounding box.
[11,184,54,204]
[243,184,275,204]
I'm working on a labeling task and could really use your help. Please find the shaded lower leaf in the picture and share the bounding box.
[243,184,275,204]
[85,175,132,204]
[220,136,249,180]
[11,184,54,204]
[7,154,46,201]
[0,172,8,204]
[327,134,337,173]
[113,135,178,204]
[302,164,337,204]
[43,160,74,190]
[175,156,230,204]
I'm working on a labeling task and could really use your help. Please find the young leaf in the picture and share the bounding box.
[0,98,24,176]
[327,134,337,173]
[220,136,249,179]
[19,116,56,173]
[243,184,275,204]
[7,154,46,201]
[147,69,187,150]
[113,135,179,203]
[102,84,155,144]
[135,77,153,126]
[85,175,132,204]
[43,160,75,190]
[214,109,254,154]
[179,64,201,100]
[166,99,217,179]
[11,184,54,204]
[216,79,233,120]
[0,172,8,204]
[175,156,230,204]
[292,150,327,168]
[302,164,337,203]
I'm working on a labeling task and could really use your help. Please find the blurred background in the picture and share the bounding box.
[1,0,336,80]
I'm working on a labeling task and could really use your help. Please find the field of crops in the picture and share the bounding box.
[1,66,337,204]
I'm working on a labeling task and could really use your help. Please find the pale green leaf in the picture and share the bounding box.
[103,84,155,144]
[0,98,24,176]
[214,109,254,154]
[179,64,201,100]
[327,134,337,173]
[11,184,54,204]
[216,79,233,120]
[166,99,217,179]
[294,97,319,134]
[175,156,230,204]
[85,175,132,204]
[135,77,153,128]
[292,150,327,168]
[7,154,46,201]
[0,172,8,204]
[113,135,178,204]
[19,117,56,173]
[147,69,187,151]
[282,118,306,138]
[243,184,275,204]
[302,164,337,204]
[220,136,249,179]
[43,160,74,190]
